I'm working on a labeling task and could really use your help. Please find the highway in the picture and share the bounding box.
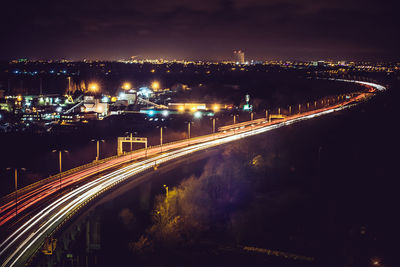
[0,79,385,266]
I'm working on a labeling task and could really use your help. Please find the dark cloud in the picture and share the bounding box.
[0,0,398,60]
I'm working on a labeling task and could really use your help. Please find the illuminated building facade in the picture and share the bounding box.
[233,50,245,64]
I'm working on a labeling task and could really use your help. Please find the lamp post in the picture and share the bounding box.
[6,167,26,217]
[157,126,166,152]
[130,133,133,152]
[186,121,193,145]
[212,118,216,133]
[250,112,254,121]
[52,150,68,189]
[91,139,104,161]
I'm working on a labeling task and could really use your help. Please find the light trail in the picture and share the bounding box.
[0,80,385,266]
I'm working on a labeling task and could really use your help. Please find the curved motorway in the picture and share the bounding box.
[0,79,386,266]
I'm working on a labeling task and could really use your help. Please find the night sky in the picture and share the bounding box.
[1,0,398,61]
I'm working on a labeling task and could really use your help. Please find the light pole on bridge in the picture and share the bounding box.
[52,149,68,189]
[6,167,26,217]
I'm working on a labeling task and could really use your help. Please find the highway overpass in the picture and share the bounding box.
[0,79,386,267]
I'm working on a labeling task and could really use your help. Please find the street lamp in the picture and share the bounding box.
[156,126,166,152]
[232,114,238,124]
[151,81,160,91]
[122,82,132,90]
[52,150,68,189]
[88,82,99,93]
[211,117,218,133]
[6,167,26,217]
[186,121,194,145]
[91,139,104,161]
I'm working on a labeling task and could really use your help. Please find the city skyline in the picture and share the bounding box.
[0,0,399,61]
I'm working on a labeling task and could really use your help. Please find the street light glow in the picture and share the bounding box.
[194,111,202,118]
[212,104,220,112]
[151,81,160,91]
[88,83,99,93]
[122,82,132,90]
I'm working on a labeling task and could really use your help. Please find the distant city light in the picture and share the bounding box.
[162,110,169,117]
[212,104,220,112]
[243,104,252,111]
[194,111,202,118]
[151,81,160,91]
[88,83,99,93]
[102,96,110,102]
[122,82,132,90]
[138,87,152,98]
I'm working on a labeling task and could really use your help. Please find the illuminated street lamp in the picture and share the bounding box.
[88,82,99,93]
[6,167,26,216]
[122,82,132,90]
[151,81,160,91]
[52,149,68,189]
[178,105,185,112]
[193,111,202,119]
[212,104,220,112]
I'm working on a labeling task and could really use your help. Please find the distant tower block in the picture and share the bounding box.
[233,50,245,64]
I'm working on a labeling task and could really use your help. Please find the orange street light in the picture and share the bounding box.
[151,81,160,91]
[122,82,132,90]
[212,104,220,112]
[88,82,99,93]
